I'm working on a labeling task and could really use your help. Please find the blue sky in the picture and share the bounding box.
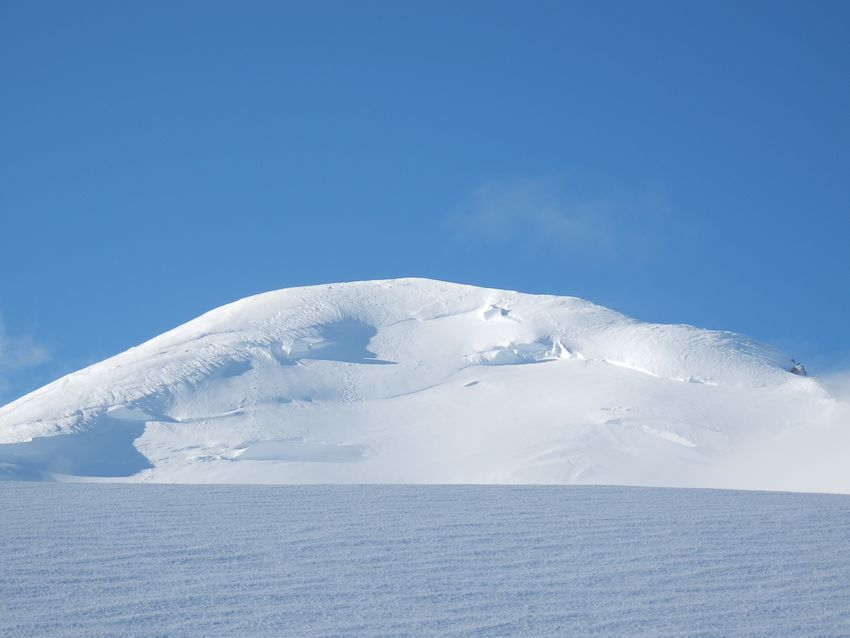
[1,0,849,402]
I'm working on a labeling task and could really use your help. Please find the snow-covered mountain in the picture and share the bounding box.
[0,278,847,491]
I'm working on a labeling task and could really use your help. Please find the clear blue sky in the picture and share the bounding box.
[1,0,849,402]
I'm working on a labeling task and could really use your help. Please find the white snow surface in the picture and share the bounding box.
[3,484,850,637]
[0,278,847,491]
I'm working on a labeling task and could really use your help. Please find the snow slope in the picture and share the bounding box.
[0,278,847,490]
[3,484,850,637]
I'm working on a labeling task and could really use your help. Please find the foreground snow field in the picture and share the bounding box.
[1,278,848,491]
[2,484,850,637]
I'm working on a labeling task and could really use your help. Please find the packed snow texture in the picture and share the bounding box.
[2,484,850,637]
[0,278,847,491]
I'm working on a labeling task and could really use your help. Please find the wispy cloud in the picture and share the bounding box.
[447,175,690,262]
[0,318,51,402]
[817,349,850,404]
[822,371,850,403]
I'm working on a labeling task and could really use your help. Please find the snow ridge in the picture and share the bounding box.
[0,278,845,492]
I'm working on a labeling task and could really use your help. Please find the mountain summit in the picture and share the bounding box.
[0,278,846,491]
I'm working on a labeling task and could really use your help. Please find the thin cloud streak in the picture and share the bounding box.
[447,176,691,263]
[0,318,51,402]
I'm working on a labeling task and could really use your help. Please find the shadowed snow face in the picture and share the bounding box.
[270,320,395,365]
[0,416,151,480]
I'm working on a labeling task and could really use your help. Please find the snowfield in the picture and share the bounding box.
[2,484,850,637]
[0,278,847,491]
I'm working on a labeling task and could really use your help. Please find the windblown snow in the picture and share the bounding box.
[0,278,847,491]
[4,484,850,637]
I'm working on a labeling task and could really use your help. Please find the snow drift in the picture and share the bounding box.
[5,484,850,637]
[0,278,846,491]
